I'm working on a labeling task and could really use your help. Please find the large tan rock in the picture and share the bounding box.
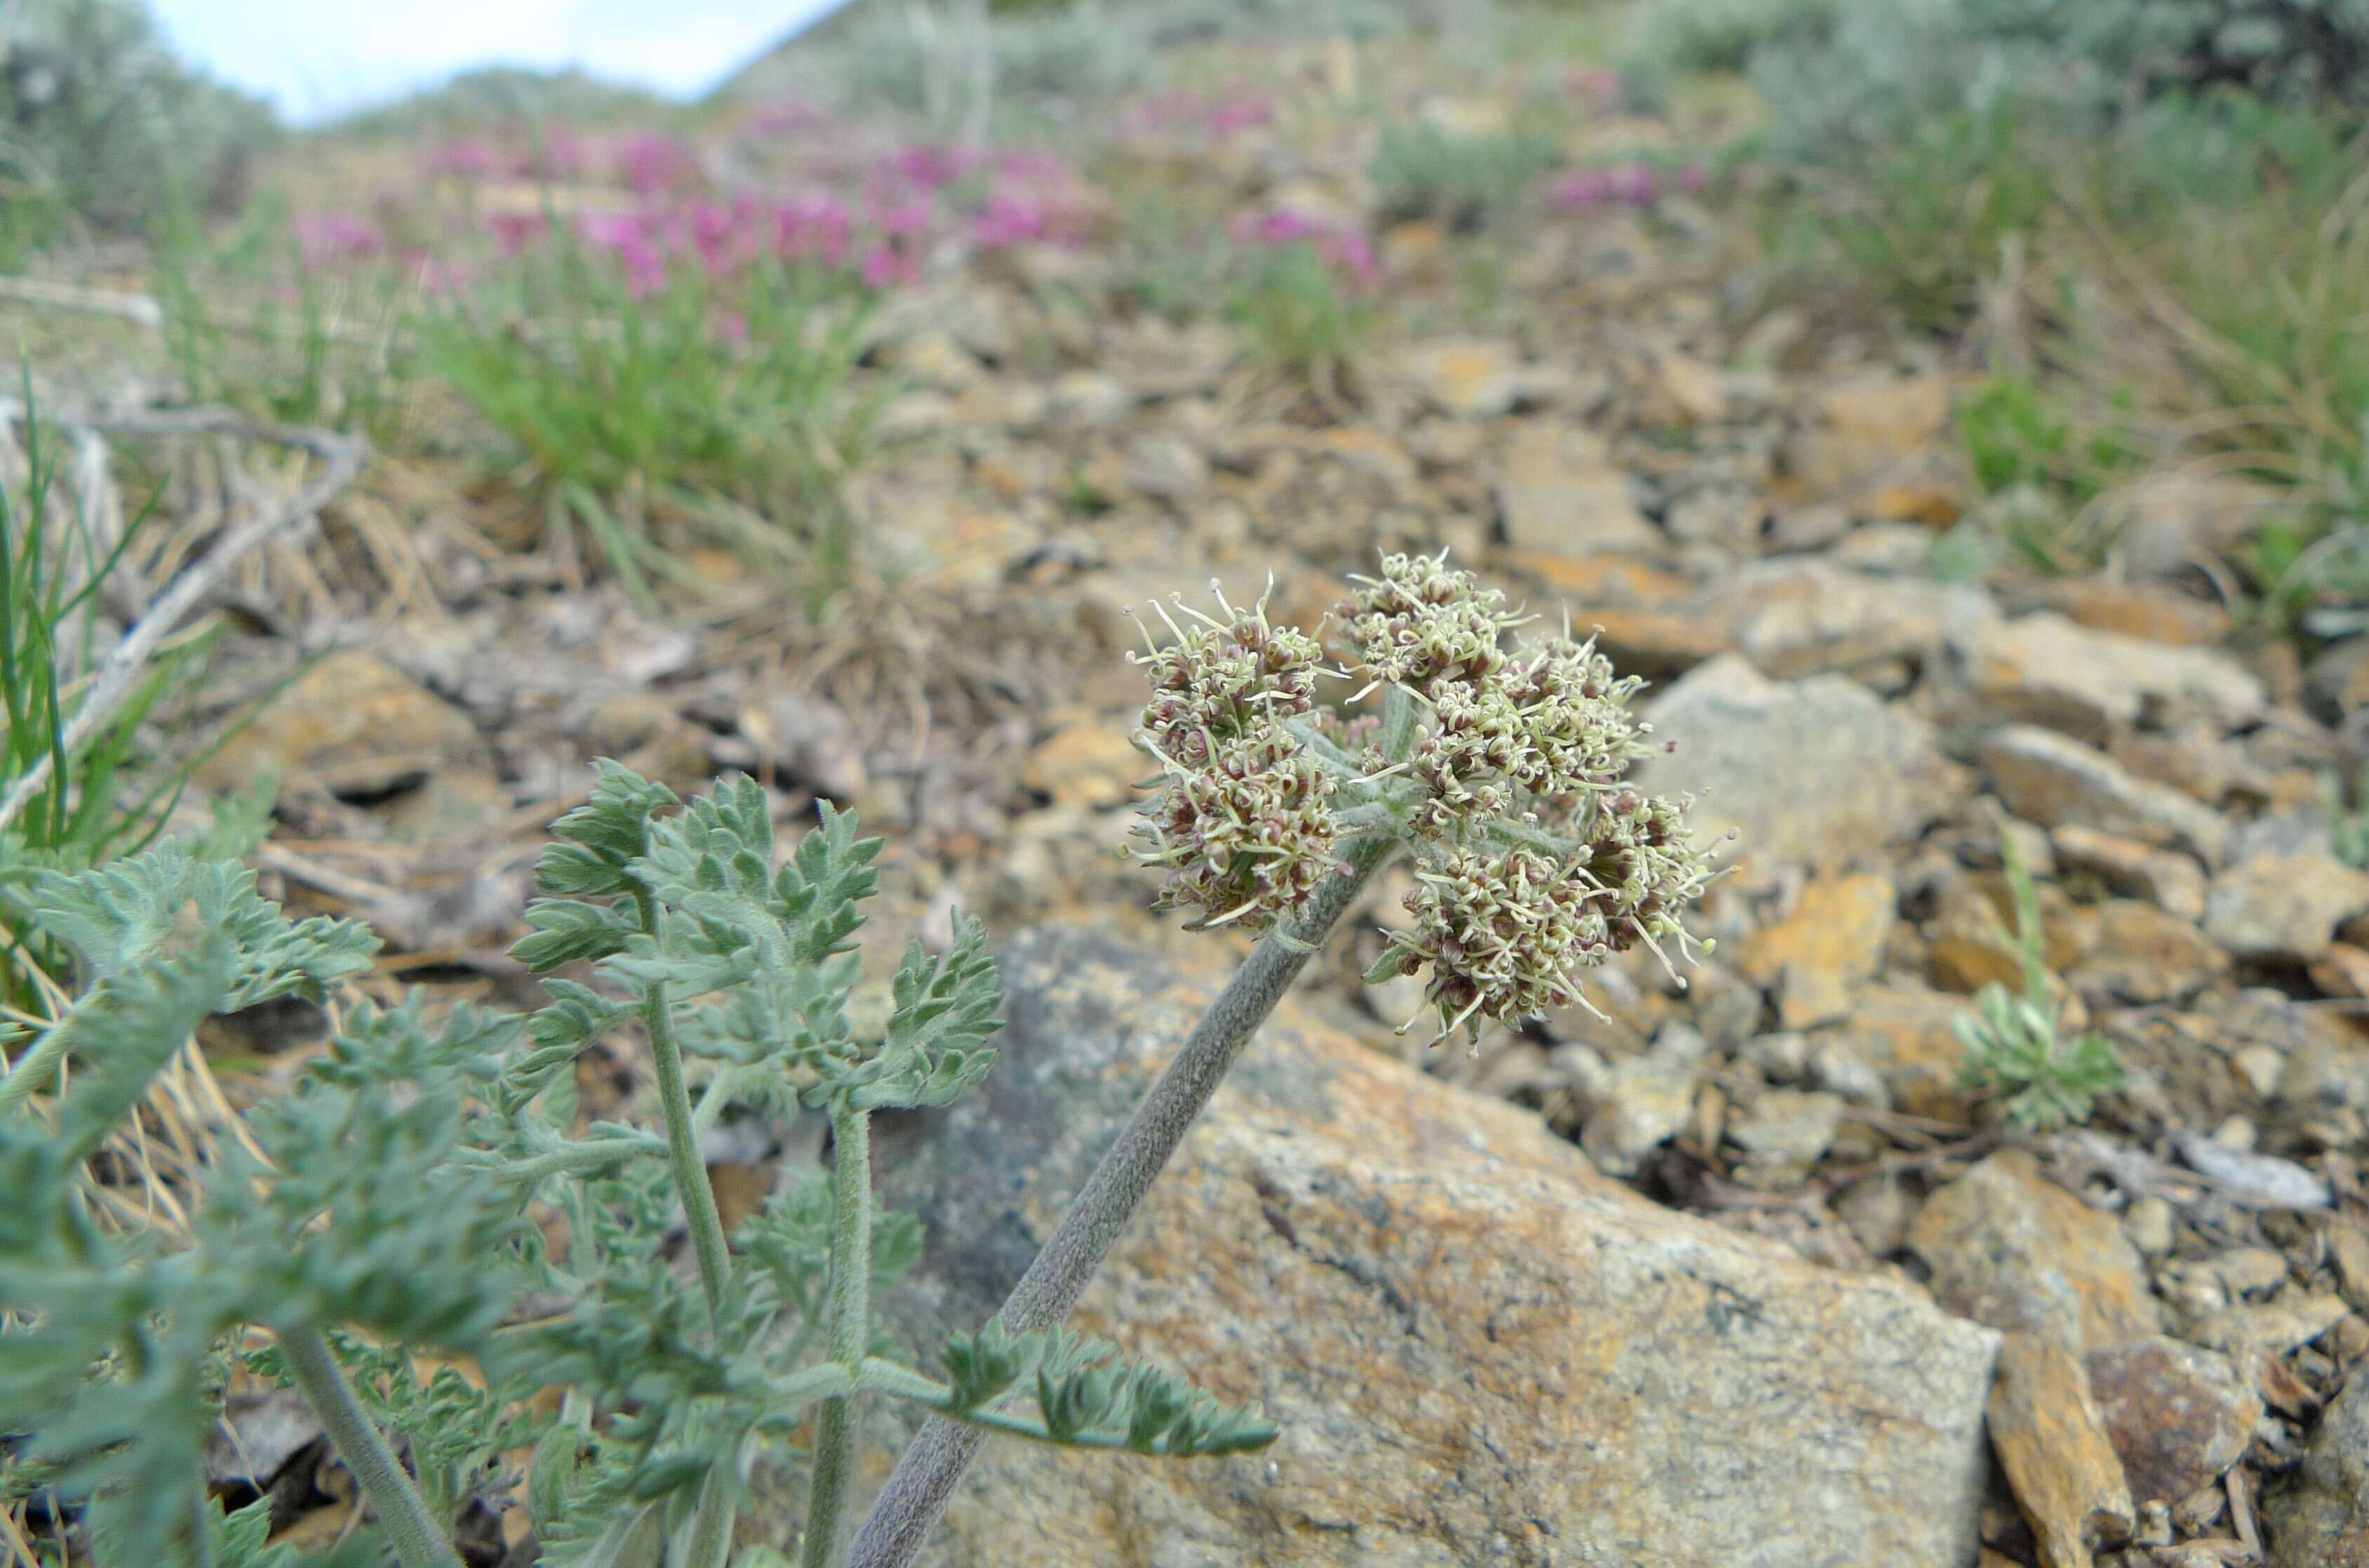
[1633,655,1967,882]
[1492,422,1663,557]
[199,648,479,798]
[1691,560,1997,683]
[1955,612,2265,743]
[1979,725,2228,868]
[866,929,2001,1568]
[1401,337,1531,419]
[2205,852,2369,964]
[2085,1336,2261,1508]
[1910,1149,2162,1355]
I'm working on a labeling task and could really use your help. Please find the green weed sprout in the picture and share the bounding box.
[0,769,1269,1567]
[1954,830,2125,1131]
[0,391,248,1009]
[1369,122,1560,233]
[1225,240,1373,399]
[850,553,1722,1565]
[418,241,879,614]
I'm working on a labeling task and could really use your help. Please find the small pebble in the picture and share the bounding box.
[2210,1246,2288,1300]
[2124,1196,2175,1257]
[2232,1045,2286,1099]
[2172,1482,2225,1535]
[2337,1314,2369,1362]
[1836,1175,1917,1257]
[2212,1115,2258,1153]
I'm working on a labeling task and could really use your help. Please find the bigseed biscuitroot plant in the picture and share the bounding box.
[0,554,1719,1567]
[849,552,1723,1565]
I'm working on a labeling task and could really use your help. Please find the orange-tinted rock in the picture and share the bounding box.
[200,649,480,798]
[872,930,2002,1567]
[1988,1333,2134,1568]
[2034,580,2231,647]
[1828,983,1980,1121]
[1021,710,1142,807]
[1735,873,1898,1028]
[1911,1149,2162,1354]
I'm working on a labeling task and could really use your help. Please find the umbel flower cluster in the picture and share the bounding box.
[1128,553,1724,1043]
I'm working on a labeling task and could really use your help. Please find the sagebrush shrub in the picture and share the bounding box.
[0,0,273,240]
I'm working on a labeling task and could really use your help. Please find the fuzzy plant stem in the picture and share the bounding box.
[846,828,1399,1568]
[629,890,733,1320]
[277,1323,461,1568]
[631,891,740,1555]
[686,1468,738,1568]
[802,1103,875,1568]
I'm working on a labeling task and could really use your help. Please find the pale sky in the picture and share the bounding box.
[148,0,847,126]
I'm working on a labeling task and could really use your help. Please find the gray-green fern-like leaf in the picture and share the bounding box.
[32,932,238,1149]
[837,917,1002,1111]
[20,839,377,1008]
[938,1321,1278,1457]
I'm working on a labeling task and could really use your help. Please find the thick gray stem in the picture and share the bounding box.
[844,832,1397,1568]
[802,1104,874,1568]
[278,1323,460,1568]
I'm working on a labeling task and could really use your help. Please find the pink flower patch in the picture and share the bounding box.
[423,138,495,179]
[861,241,921,289]
[1548,163,1671,211]
[1206,96,1273,138]
[619,132,700,197]
[294,214,381,270]
[1564,65,1621,103]
[889,144,981,192]
[580,210,669,294]
[772,192,852,267]
[485,210,552,258]
[1229,208,1377,288]
[514,128,591,181]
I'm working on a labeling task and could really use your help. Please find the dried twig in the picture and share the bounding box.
[0,274,164,328]
[0,272,394,348]
[0,407,369,835]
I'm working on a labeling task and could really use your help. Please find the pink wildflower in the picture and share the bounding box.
[1607,163,1658,204]
[408,251,467,296]
[515,128,590,180]
[973,189,1048,249]
[871,195,933,240]
[861,240,920,289]
[1229,207,1378,289]
[890,144,978,191]
[580,211,668,294]
[294,214,381,270]
[619,132,698,197]
[423,138,495,179]
[772,193,851,267]
[1206,96,1272,138]
[485,210,550,257]
[1565,65,1621,102]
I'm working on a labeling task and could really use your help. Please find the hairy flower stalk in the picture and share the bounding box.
[801,1102,875,1567]
[849,557,1723,1567]
[277,1323,464,1568]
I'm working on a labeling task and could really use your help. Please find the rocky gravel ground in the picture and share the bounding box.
[67,32,2369,1568]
